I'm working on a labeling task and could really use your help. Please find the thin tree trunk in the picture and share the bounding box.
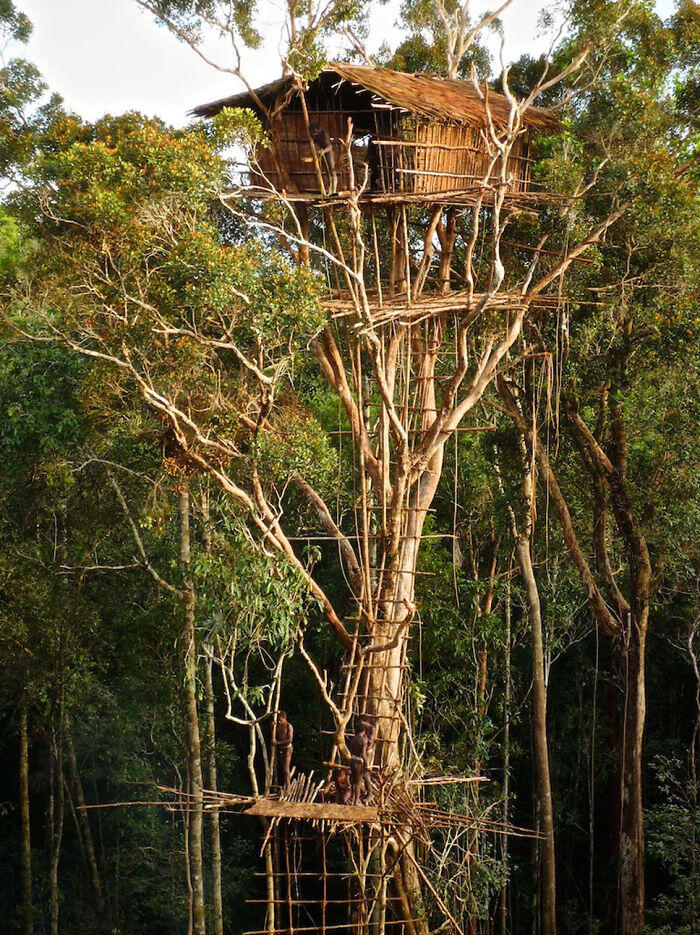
[183,760,194,935]
[588,627,599,935]
[66,732,104,919]
[469,541,498,935]
[496,393,556,935]
[19,701,33,935]
[516,534,556,935]
[201,484,224,935]
[500,579,511,935]
[50,513,67,935]
[204,656,224,935]
[619,615,646,935]
[498,377,650,933]
[179,483,207,935]
[606,397,650,935]
[49,692,65,935]
[688,622,699,935]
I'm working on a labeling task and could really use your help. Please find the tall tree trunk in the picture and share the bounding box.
[588,628,599,935]
[688,622,699,935]
[500,578,511,935]
[516,534,556,935]
[19,700,33,935]
[201,486,224,935]
[469,540,498,935]
[49,693,65,935]
[66,732,104,920]
[179,483,207,935]
[618,614,646,935]
[606,397,650,935]
[496,390,556,935]
[204,656,224,935]
[357,454,446,935]
[498,378,651,934]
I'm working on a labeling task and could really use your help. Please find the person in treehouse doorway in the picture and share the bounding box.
[309,121,337,194]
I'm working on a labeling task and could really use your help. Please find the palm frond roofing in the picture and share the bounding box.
[191,62,559,133]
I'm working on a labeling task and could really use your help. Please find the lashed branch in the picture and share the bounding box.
[292,474,364,599]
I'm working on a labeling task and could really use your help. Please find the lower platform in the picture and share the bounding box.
[244,798,378,822]
[222,185,554,209]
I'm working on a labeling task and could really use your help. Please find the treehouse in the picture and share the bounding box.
[193,63,559,202]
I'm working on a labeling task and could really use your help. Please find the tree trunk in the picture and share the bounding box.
[500,579,511,935]
[515,535,556,935]
[618,614,646,935]
[498,378,651,933]
[201,485,224,935]
[606,398,649,935]
[362,610,429,935]
[204,655,224,935]
[49,703,65,935]
[19,701,33,935]
[497,383,556,934]
[66,732,104,919]
[179,484,207,935]
[688,623,700,935]
[355,462,444,935]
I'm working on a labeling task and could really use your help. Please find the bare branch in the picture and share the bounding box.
[292,474,364,599]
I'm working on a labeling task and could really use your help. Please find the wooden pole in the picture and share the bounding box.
[284,829,294,935]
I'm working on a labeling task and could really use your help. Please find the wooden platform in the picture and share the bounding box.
[243,798,379,822]
[327,288,560,328]
[222,185,557,209]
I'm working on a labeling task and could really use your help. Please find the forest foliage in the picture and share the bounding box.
[0,1,698,934]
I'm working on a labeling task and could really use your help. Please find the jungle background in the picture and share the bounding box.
[0,0,699,933]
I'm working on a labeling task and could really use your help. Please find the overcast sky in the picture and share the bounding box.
[19,0,677,126]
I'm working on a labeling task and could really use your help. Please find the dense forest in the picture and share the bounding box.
[0,1,698,934]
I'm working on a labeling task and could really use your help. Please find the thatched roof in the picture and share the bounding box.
[191,63,559,133]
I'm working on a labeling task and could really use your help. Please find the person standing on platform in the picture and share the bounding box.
[272,711,293,793]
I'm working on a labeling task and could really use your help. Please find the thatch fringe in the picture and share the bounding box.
[191,62,559,133]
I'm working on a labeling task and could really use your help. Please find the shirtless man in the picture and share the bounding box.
[272,711,293,793]
[347,721,369,806]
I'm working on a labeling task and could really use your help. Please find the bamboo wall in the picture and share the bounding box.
[253,110,370,193]
[251,110,532,197]
[412,120,532,195]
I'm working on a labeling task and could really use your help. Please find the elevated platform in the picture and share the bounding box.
[244,798,378,822]
[222,185,559,210]
[328,287,560,329]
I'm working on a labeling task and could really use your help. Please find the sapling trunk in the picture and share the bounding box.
[179,484,207,935]
[19,701,33,935]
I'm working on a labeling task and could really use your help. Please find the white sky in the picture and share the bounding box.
[19,0,677,126]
